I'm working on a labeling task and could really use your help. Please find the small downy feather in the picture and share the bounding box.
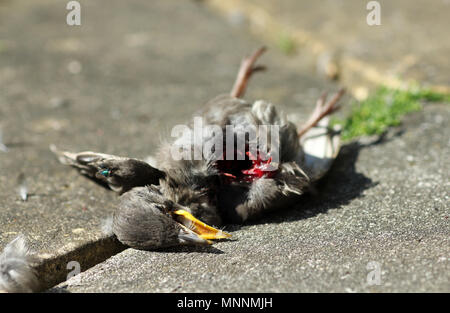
[17,173,28,201]
[0,235,39,293]
[100,216,114,236]
[0,128,8,152]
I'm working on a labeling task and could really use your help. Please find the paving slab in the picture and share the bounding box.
[208,0,450,96]
[0,0,336,290]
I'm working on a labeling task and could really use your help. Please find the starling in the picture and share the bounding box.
[51,47,345,250]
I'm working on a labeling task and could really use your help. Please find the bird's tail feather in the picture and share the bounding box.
[0,235,39,293]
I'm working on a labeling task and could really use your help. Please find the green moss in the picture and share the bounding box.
[333,86,450,141]
[277,33,296,55]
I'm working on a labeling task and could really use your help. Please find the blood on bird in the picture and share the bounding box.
[215,146,277,183]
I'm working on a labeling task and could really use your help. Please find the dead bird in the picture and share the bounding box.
[50,47,345,251]
[0,47,344,293]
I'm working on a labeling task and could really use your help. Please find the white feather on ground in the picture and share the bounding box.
[0,235,39,293]
[0,128,8,152]
[100,216,114,236]
[17,173,28,201]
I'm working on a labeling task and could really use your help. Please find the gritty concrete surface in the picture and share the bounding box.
[209,0,450,95]
[0,0,448,293]
[0,0,336,290]
[53,104,449,292]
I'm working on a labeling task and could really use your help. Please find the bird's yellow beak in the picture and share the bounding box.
[172,209,232,241]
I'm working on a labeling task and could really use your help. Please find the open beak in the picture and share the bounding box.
[172,209,232,242]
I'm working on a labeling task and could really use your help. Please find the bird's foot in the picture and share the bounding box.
[297,88,345,138]
[230,46,267,98]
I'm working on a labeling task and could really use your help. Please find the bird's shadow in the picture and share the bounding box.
[233,130,403,228]
[156,244,226,254]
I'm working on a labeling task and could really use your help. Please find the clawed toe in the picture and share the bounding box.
[297,88,345,138]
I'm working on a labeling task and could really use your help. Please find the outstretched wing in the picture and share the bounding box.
[50,145,165,194]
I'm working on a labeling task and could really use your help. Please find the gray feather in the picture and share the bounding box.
[0,235,39,293]
[100,216,114,236]
[0,128,8,152]
[17,173,28,201]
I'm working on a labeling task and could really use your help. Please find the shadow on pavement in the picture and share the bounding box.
[243,130,406,227]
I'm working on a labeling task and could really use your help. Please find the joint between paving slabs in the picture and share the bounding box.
[34,235,126,292]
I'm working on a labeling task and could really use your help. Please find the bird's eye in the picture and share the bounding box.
[100,169,111,177]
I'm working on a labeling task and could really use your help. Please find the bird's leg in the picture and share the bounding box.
[297,88,345,138]
[230,46,267,98]
[50,145,165,194]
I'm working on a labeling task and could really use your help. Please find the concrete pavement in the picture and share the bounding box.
[0,0,448,292]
